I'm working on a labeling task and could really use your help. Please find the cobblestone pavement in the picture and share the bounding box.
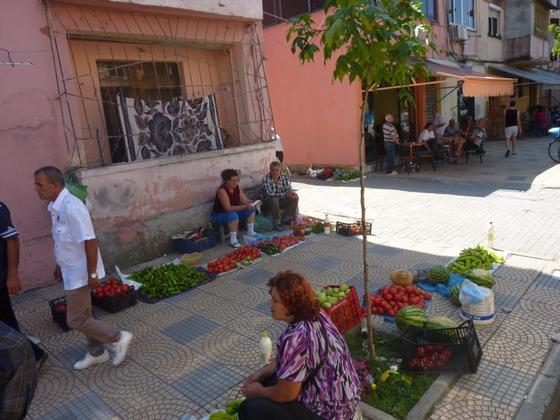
[12,136,560,419]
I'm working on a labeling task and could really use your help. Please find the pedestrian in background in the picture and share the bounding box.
[504,101,522,157]
[0,201,47,367]
[383,114,399,175]
[33,166,132,370]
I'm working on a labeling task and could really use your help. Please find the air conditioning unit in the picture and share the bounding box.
[451,25,469,42]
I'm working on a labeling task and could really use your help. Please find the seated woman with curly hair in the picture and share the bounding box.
[212,169,257,248]
[239,271,361,420]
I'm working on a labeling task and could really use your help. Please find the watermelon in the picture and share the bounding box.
[396,306,428,331]
[428,265,450,285]
[465,269,495,288]
[425,317,459,330]
[450,284,462,306]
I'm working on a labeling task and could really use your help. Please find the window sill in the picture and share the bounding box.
[78,142,275,179]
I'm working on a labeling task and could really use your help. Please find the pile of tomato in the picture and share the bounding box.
[229,246,262,261]
[93,277,133,299]
[207,246,262,274]
[369,285,432,317]
[408,345,453,370]
[257,235,304,252]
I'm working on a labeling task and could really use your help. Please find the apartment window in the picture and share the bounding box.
[421,0,437,21]
[488,5,501,38]
[449,0,475,28]
[535,7,549,37]
[263,0,326,27]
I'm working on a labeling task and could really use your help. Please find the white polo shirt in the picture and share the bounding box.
[48,188,105,290]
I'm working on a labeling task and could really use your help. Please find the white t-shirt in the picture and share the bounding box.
[419,129,435,142]
[48,188,105,290]
[274,132,284,152]
[433,113,445,137]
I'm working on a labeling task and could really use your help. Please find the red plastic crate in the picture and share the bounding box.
[324,285,362,334]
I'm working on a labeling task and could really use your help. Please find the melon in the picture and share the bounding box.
[428,265,450,285]
[395,306,428,331]
[390,270,414,286]
[450,284,462,306]
[425,316,459,330]
[465,269,495,288]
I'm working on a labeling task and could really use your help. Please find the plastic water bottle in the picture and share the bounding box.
[259,331,272,365]
[324,214,331,235]
[487,222,495,249]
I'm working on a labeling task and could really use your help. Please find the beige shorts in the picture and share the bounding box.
[504,126,518,139]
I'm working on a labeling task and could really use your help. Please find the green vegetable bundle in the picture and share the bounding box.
[448,246,504,274]
[261,243,280,255]
[130,264,207,299]
[209,399,243,420]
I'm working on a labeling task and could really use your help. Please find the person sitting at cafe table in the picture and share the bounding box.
[212,169,257,248]
[464,118,486,154]
[260,161,298,231]
[442,119,466,159]
[418,123,444,160]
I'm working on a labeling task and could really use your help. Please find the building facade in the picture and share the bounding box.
[1,0,275,289]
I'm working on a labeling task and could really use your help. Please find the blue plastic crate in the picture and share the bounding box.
[173,233,218,253]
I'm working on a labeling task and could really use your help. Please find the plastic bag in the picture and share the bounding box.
[254,214,273,233]
[459,279,491,305]
[65,172,88,203]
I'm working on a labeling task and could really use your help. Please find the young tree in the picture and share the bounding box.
[287,0,434,356]
[550,23,560,57]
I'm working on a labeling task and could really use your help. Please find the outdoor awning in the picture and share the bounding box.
[426,59,515,97]
[487,64,560,88]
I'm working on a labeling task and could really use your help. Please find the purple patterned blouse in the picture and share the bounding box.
[275,310,361,419]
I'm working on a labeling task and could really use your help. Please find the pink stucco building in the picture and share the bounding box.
[1,0,275,289]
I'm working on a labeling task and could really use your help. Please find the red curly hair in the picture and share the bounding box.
[267,270,320,322]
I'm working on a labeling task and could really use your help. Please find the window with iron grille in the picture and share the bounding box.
[263,0,326,27]
[449,0,475,28]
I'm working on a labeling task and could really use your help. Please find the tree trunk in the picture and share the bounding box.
[359,90,375,357]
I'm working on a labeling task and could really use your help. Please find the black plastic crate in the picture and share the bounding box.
[49,296,70,331]
[91,287,137,314]
[335,221,372,236]
[400,320,482,374]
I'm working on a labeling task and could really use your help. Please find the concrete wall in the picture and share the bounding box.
[0,0,70,290]
[478,1,505,63]
[263,11,362,168]
[505,0,533,39]
[103,0,262,20]
[78,142,275,269]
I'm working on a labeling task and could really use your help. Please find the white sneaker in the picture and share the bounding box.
[73,350,110,370]
[110,331,133,366]
[388,171,398,176]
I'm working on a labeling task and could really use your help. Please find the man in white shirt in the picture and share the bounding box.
[431,108,445,139]
[34,166,132,370]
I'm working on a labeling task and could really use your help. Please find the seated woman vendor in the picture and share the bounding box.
[239,271,361,420]
[212,169,257,248]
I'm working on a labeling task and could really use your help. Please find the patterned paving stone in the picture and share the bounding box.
[483,333,548,375]
[532,272,560,290]
[506,175,528,181]
[367,244,403,258]
[515,288,560,323]
[493,291,521,311]
[430,388,517,420]
[39,391,117,420]
[122,396,203,420]
[426,294,458,318]
[493,266,537,297]
[229,267,276,287]
[27,357,90,418]
[162,314,219,344]
[253,300,271,315]
[127,330,204,382]
[454,360,533,407]
[171,361,245,406]
[124,300,191,330]
[301,255,348,270]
